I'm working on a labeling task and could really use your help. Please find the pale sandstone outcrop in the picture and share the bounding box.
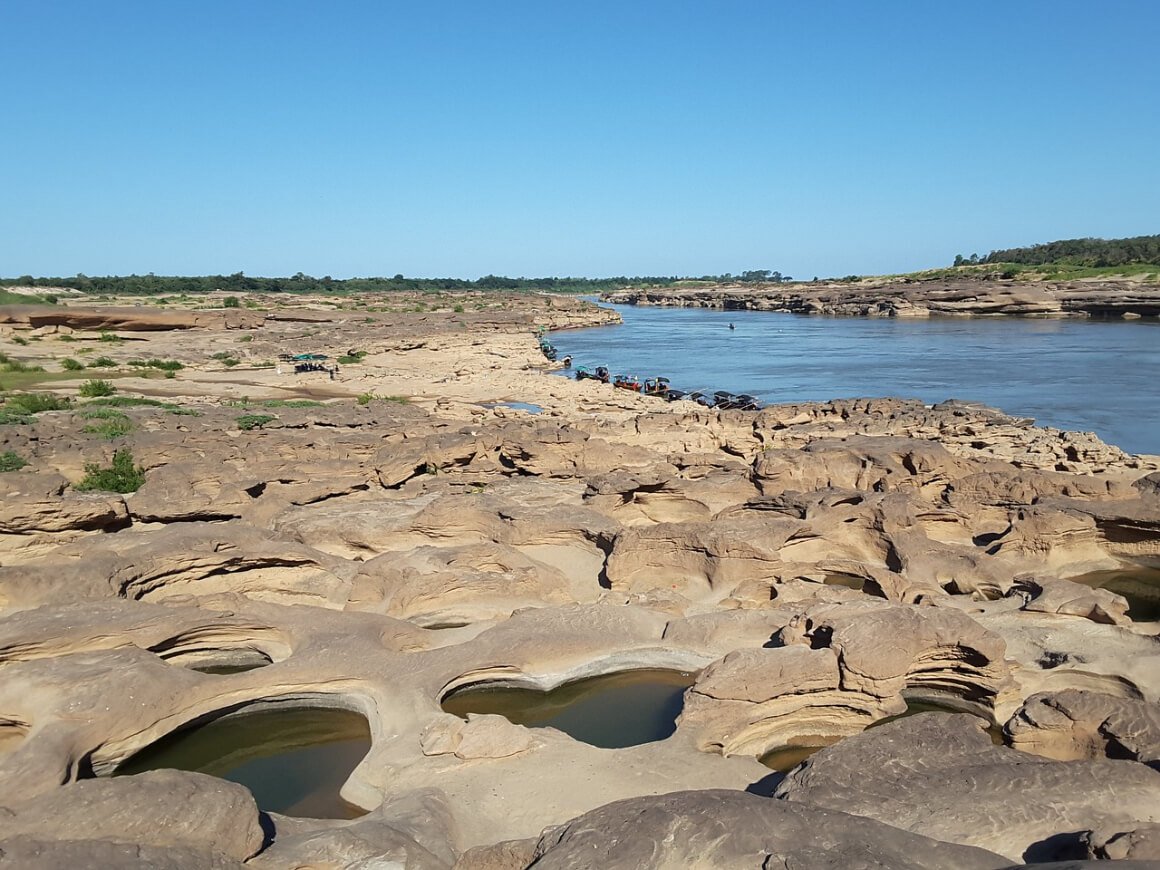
[606,276,1160,321]
[526,789,1010,870]
[3,294,1160,866]
[0,838,246,870]
[1005,689,1160,765]
[1083,823,1160,861]
[0,472,128,535]
[775,713,1160,862]
[0,770,264,861]
[250,788,458,870]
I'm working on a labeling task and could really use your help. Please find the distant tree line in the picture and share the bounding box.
[0,272,645,296]
[955,235,1160,268]
[695,270,792,283]
[0,269,792,296]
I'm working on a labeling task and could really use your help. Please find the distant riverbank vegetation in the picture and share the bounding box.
[950,234,1160,279]
[0,270,795,298]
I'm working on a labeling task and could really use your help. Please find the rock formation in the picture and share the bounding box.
[1,291,1159,867]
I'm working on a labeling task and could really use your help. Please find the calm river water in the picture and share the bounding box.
[550,304,1160,455]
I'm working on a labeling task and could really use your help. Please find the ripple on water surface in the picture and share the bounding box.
[116,707,371,819]
[442,669,696,749]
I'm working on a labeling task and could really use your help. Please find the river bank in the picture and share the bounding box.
[2,293,1160,867]
[606,274,1160,318]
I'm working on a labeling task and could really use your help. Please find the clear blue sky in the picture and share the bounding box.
[2,1,1157,280]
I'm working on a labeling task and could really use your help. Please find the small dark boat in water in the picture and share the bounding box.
[642,377,670,397]
[733,394,761,411]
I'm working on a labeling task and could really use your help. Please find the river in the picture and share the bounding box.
[549,304,1160,455]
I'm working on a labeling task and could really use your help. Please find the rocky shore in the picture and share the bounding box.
[606,275,1160,318]
[2,292,1160,869]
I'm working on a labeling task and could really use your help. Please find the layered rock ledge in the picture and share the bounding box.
[607,275,1160,318]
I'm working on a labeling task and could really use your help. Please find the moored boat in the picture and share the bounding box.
[613,374,642,392]
[642,377,671,397]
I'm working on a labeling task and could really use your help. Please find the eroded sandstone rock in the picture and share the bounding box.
[775,712,1160,861]
[526,789,1009,869]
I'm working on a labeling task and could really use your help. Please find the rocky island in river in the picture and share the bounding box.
[1,290,1159,869]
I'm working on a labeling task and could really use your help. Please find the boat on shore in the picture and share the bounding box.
[575,365,610,383]
[565,355,762,411]
[613,373,642,392]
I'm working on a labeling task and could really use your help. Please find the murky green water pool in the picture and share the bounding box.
[116,706,371,819]
[441,669,696,748]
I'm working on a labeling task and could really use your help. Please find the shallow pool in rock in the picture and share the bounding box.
[116,707,371,819]
[481,401,543,414]
[1071,566,1160,622]
[441,669,696,749]
[759,701,1000,771]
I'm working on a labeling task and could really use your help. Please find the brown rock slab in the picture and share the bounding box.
[526,789,1009,869]
[0,770,264,861]
[775,712,1160,861]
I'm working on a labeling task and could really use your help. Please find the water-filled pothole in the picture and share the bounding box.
[441,669,696,749]
[481,401,543,414]
[822,573,865,591]
[759,701,1000,771]
[1071,567,1160,621]
[759,735,842,772]
[870,699,1002,742]
[116,706,371,819]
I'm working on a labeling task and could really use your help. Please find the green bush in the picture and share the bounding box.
[98,332,121,343]
[0,450,28,472]
[128,358,183,371]
[61,357,85,371]
[262,399,323,408]
[81,407,129,420]
[236,413,275,430]
[7,392,71,413]
[82,413,132,438]
[357,392,408,405]
[12,336,29,346]
[0,408,33,425]
[212,351,240,367]
[239,334,253,342]
[57,334,76,342]
[0,356,44,373]
[79,379,116,398]
[75,448,145,493]
[84,396,163,407]
[88,356,117,368]
[223,296,240,308]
